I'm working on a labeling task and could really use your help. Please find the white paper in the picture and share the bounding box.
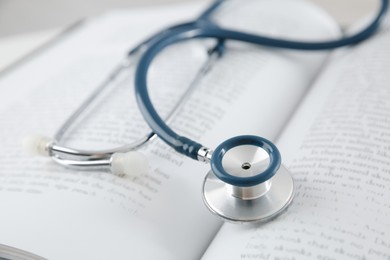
[0,0,341,259]
[203,11,390,260]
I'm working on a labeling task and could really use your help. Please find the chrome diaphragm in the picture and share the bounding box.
[202,136,294,223]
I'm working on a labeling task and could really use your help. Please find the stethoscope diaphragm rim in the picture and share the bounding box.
[210,135,281,187]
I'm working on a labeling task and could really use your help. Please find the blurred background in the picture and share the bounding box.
[0,0,376,71]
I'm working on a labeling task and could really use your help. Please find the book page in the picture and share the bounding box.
[203,12,390,260]
[0,0,339,259]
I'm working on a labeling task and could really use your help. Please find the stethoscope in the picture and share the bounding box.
[26,0,388,223]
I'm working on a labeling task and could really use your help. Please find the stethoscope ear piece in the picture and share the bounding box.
[202,135,294,223]
[23,135,52,157]
[110,152,149,178]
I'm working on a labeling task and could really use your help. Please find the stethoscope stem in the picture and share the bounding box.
[227,180,272,200]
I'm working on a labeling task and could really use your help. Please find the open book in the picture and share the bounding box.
[0,0,389,259]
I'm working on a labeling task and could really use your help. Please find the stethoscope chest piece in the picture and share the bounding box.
[202,135,294,223]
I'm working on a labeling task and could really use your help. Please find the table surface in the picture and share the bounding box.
[0,0,377,72]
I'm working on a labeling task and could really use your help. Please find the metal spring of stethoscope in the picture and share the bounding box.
[25,0,389,223]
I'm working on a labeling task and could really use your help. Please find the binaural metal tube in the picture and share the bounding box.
[49,44,222,164]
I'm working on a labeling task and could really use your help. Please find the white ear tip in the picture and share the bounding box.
[23,135,52,156]
[111,152,149,178]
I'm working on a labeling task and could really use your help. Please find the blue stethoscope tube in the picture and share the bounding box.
[135,0,388,162]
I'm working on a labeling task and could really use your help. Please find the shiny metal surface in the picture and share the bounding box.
[197,147,213,163]
[202,165,294,223]
[52,155,111,170]
[221,145,270,178]
[226,180,271,200]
